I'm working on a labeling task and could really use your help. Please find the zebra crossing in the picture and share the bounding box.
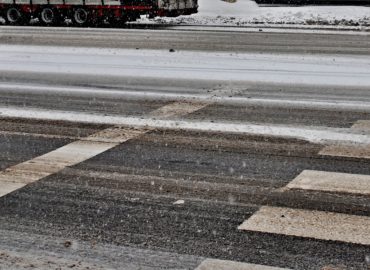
[1,100,370,269]
[1,25,370,270]
[0,101,209,198]
[238,121,370,256]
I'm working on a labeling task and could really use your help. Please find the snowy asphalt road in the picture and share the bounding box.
[1,109,370,269]
[0,27,370,269]
[1,26,370,54]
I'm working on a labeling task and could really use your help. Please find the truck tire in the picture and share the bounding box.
[71,8,90,26]
[39,7,61,26]
[5,7,30,25]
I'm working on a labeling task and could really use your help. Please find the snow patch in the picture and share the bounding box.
[173,200,185,205]
[144,0,370,27]
[2,106,370,145]
[1,45,370,88]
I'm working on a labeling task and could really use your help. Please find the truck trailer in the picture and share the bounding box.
[0,0,198,26]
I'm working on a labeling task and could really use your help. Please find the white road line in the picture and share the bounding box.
[319,120,370,159]
[1,106,370,144]
[2,83,370,112]
[238,206,370,245]
[0,102,209,197]
[285,170,370,196]
[194,259,290,270]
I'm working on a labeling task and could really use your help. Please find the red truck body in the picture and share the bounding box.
[0,0,198,26]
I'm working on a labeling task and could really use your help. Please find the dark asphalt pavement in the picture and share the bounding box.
[1,115,370,269]
[1,26,370,55]
[0,26,370,270]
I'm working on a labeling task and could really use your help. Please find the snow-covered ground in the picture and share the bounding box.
[147,0,370,27]
[1,0,369,27]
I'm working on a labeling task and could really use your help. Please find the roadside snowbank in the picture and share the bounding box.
[150,0,370,27]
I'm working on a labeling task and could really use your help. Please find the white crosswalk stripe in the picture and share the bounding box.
[240,129,370,245]
[285,170,370,196]
[320,120,370,159]
[351,120,370,131]
[195,259,290,270]
[238,206,370,245]
[319,143,370,159]
[0,101,210,198]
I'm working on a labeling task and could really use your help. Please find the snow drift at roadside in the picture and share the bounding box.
[150,0,370,26]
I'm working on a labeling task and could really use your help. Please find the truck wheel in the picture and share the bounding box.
[39,7,60,26]
[72,8,90,26]
[5,7,29,25]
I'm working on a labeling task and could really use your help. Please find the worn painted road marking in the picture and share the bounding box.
[319,143,370,159]
[194,259,290,270]
[150,101,207,118]
[320,120,370,159]
[351,120,370,131]
[285,170,370,196]
[238,206,370,245]
[0,135,132,197]
[0,102,209,198]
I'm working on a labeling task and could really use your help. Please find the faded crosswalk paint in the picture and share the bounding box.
[195,259,290,270]
[0,102,209,197]
[320,120,370,159]
[150,101,207,118]
[238,206,370,245]
[351,120,370,131]
[319,143,370,159]
[285,170,370,196]
[0,139,127,197]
